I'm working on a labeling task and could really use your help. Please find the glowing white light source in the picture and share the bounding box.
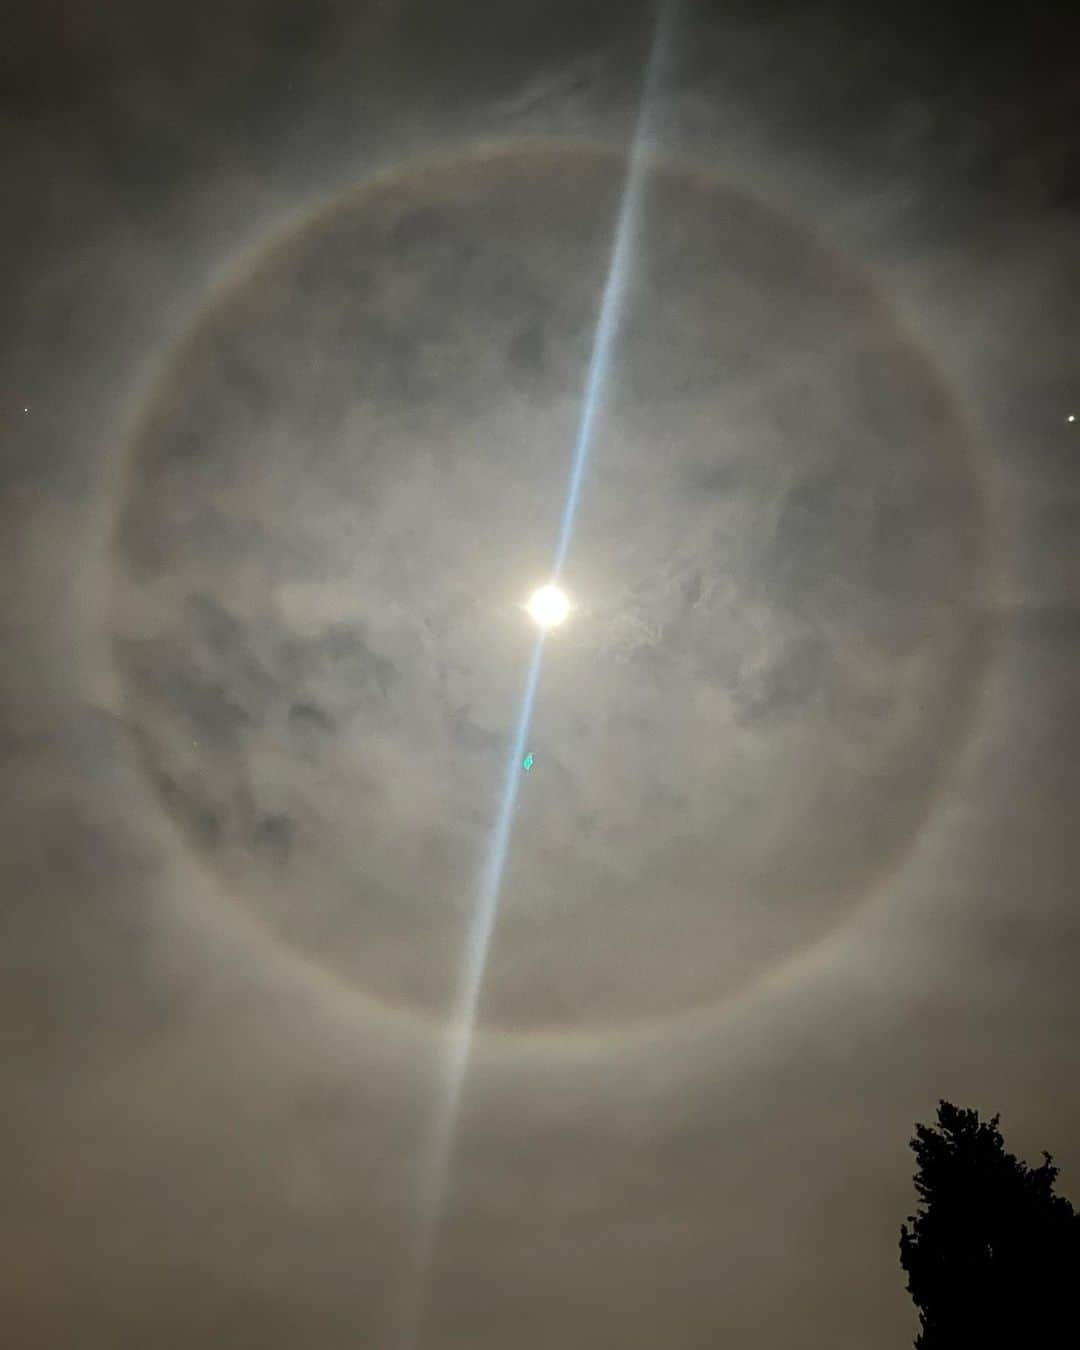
[526,584,570,629]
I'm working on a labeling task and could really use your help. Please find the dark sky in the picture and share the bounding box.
[2,3,1078,1347]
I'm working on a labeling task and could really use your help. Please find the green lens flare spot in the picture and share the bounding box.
[522,753,534,772]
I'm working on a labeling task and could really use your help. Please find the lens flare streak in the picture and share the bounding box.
[553,21,671,578]
[392,8,675,1346]
[391,635,545,1350]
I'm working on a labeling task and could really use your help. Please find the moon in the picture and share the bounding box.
[108,141,985,1039]
[526,584,571,629]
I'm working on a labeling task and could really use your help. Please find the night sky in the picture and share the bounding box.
[2,3,1078,1347]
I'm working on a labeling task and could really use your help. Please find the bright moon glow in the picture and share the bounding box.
[526,584,571,629]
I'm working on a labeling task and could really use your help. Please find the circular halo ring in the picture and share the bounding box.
[101,136,993,1054]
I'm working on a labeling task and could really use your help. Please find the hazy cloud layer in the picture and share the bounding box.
[2,3,1077,1348]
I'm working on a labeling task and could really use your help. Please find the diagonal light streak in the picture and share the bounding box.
[390,634,545,1350]
[553,8,673,579]
[391,8,676,1347]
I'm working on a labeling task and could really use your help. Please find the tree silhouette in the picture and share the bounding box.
[899,1100,1080,1347]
